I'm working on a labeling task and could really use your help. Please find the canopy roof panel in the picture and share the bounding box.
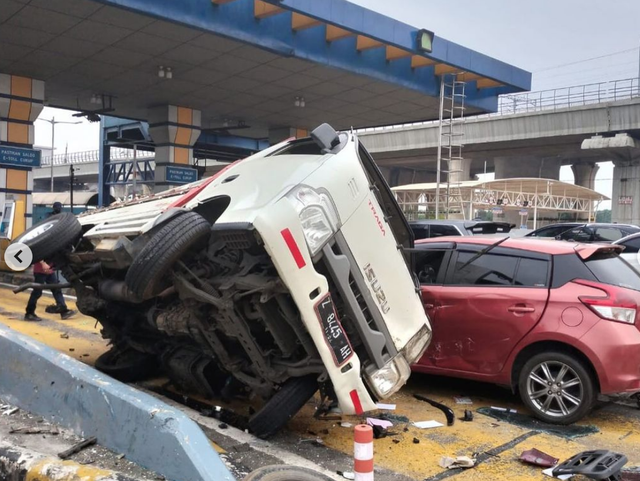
[1,0,531,137]
[392,178,609,202]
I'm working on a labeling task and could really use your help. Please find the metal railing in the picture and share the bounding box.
[41,147,154,166]
[357,77,640,134]
[497,77,640,115]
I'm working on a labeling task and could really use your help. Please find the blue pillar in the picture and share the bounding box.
[98,116,110,207]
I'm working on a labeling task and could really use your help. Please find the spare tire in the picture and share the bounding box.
[12,213,81,264]
[125,211,211,300]
[249,375,318,439]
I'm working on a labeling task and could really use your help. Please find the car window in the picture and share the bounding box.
[620,237,640,254]
[560,227,592,242]
[449,252,518,286]
[467,223,512,235]
[593,227,624,242]
[530,226,572,238]
[514,258,549,287]
[415,250,447,285]
[429,224,460,237]
[411,225,430,240]
[584,252,640,291]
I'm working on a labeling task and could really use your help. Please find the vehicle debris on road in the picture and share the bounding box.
[366,417,393,429]
[2,406,18,416]
[439,456,475,469]
[461,410,474,422]
[413,395,455,426]
[337,471,355,480]
[520,448,559,468]
[9,426,60,435]
[453,397,473,405]
[413,420,444,429]
[58,436,98,459]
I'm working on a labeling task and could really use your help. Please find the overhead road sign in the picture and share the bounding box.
[0,146,41,168]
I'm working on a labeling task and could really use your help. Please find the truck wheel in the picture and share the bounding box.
[518,351,596,425]
[243,466,334,481]
[125,212,210,300]
[12,213,81,264]
[249,375,318,439]
[95,345,158,382]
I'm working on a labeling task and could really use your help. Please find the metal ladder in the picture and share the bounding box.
[436,73,467,219]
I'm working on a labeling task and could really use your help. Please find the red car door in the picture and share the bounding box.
[420,247,550,375]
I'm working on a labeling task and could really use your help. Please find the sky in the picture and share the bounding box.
[35,0,640,207]
[348,0,640,208]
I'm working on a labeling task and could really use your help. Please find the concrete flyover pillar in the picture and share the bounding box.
[494,155,562,180]
[148,105,201,192]
[0,74,44,236]
[571,161,599,190]
[493,155,561,227]
[611,159,640,225]
[448,158,472,184]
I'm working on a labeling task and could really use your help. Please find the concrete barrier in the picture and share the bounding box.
[0,324,234,481]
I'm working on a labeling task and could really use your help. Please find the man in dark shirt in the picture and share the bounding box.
[24,202,76,322]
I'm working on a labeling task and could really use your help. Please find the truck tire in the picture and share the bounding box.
[12,213,81,264]
[249,375,318,439]
[518,351,596,425]
[125,212,210,300]
[243,466,334,481]
[95,345,158,383]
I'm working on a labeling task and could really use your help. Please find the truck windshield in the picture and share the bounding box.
[584,252,640,291]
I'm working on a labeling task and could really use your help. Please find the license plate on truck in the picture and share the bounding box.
[314,294,354,367]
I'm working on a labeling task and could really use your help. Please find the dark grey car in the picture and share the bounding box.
[526,223,640,243]
[409,220,514,240]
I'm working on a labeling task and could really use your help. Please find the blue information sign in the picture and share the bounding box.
[166,165,197,184]
[0,146,41,168]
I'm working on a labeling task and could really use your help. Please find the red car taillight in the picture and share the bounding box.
[575,279,638,325]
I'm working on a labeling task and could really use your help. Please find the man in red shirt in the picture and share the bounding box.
[24,260,75,322]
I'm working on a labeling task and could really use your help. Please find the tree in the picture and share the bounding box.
[474,209,493,221]
[596,209,611,223]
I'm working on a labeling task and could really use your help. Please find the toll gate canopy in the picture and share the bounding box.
[1,0,531,136]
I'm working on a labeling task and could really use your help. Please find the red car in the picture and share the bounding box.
[413,236,640,424]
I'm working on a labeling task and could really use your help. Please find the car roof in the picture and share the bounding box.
[410,219,468,226]
[585,223,640,228]
[533,222,638,230]
[409,219,510,227]
[416,235,621,257]
[613,231,640,244]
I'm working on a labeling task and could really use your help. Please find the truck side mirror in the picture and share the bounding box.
[311,123,340,153]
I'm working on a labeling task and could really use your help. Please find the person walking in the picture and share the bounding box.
[23,201,76,322]
[24,260,76,321]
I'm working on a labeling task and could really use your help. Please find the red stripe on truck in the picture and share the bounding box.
[281,228,306,269]
[350,389,364,415]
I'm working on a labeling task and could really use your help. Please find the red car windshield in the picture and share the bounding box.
[584,252,640,292]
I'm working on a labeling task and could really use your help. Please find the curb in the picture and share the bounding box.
[0,443,139,481]
[0,324,235,481]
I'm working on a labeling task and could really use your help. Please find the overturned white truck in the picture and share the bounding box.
[14,124,431,438]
